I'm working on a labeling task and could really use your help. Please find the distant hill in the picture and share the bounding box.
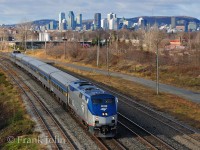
[32,19,58,26]
[126,16,200,25]
[4,16,200,28]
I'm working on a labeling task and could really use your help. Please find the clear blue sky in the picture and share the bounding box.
[0,0,199,24]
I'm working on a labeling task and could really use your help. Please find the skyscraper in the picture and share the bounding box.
[59,12,65,30]
[188,22,197,31]
[94,13,101,30]
[138,17,147,30]
[76,14,82,28]
[101,18,108,30]
[68,11,75,30]
[107,13,116,21]
[107,13,117,30]
[49,21,57,30]
[171,17,176,29]
[60,19,67,30]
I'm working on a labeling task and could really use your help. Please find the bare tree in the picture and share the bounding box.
[0,28,9,50]
[15,20,33,51]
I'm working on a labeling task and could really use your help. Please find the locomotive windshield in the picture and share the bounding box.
[90,95,117,116]
[92,98,115,104]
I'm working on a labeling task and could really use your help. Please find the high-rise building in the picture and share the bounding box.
[94,13,101,30]
[59,12,65,30]
[76,14,82,28]
[59,19,67,30]
[68,11,75,30]
[188,22,197,31]
[107,13,116,21]
[107,13,117,30]
[101,18,108,30]
[49,21,58,30]
[109,18,118,30]
[171,17,176,29]
[138,17,147,30]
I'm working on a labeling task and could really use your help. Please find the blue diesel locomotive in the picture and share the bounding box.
[10,52,118,137]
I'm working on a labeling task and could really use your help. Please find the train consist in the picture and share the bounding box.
[10,51,118,137]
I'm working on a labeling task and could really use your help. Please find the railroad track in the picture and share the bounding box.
[0,58,78,150]
[115,94,200,149]
[55,65,200,150]
[0,54,125,150]
[99,137,127,150]
[67,103,121,150]
[118,113,175,150]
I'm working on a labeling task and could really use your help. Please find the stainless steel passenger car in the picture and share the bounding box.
[10,52,118,137]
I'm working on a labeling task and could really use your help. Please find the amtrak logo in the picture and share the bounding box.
[101,108,107,111]
[101,105,107,111]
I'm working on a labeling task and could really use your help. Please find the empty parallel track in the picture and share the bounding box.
[0,58,78,150]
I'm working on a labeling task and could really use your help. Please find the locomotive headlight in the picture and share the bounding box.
[95,116,99,124]
[112,116,115,120]
[102,112,108,116]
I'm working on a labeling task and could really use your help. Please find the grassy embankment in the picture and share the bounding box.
[0,69,45,149]
[26,50,200,129]
[26,49,200,93]
[116,64,200,93]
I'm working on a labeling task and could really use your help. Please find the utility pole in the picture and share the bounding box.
[31,36,33,51]
[107,37,110,77]
[45,38,47,56]
[116,34,118,55]
[63,38,67,59]
[82,35,84,48]
[156,44,159,95]
[25,30,27,52]
[97,35,100,67]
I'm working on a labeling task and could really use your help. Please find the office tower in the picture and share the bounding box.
[171,17,176,29]
[60,19,67,30]
[138,17,147,30]
[68,11,75,30]
[76,14,82,28]
[94,13,101,30]
[50,21,58,30]
[107,13,117,30]
[101,18,108,30]
[107,13,116,20]
[188,22,197,31]
[107,13,113,21]
[184,21,188,32]
[59,12,65,30]
[59,12,65,24]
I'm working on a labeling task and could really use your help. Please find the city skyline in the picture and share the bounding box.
[0,0,199,24]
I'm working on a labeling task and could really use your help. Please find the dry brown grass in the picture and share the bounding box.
[56,64,200,129]
[0,69,44,149]
[26,49,200,93]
